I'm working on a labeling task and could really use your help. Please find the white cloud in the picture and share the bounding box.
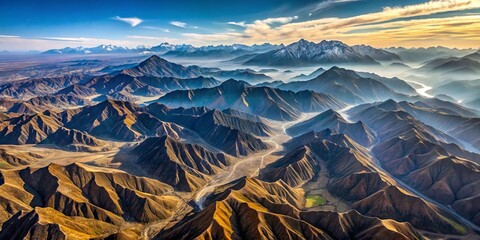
[228,21,246,27]
[112,16,143,27]
[142,26,170,32]
[0,35,20,38]
[313,0,360,12]
[127,35,174,40]
[182,0,480,48]
[0,36,137,51]
[170,21,187,28]
[256,16,298,25]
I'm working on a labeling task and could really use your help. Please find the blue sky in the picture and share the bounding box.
[0,0,479,50]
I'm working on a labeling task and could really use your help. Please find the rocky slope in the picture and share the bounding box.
[156,177,423,240]
[0,163,183,229]
[39,127,114,152]
[134,136,233,191]
[287,109,376,146]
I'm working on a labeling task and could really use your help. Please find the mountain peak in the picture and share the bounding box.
[286,39,317,49]
[134,55,170,69]
[316,66,361,80]
[143,55,163,63]
[317,109,345,121]
[220,79,252,89]
[319,40,348,47]
[377,99,402,111]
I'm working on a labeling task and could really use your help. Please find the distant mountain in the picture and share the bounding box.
[43,44,139,54]
[163,43,281,59]
[466,98,480,110]
[278,66,407,104]
[164,48,251,58]
[464,50,480,62]
[290,67,325,81]
[42,43,190,55]
[258,68,278,73]
[202,68,271,83]
[243,39,398,67]
[427,79,480,101]
[150,42,195,53]
[120,55,203,78]
[352,44,401,61]
[417,56,480,77]
[389,62,412,70]
[434,94,456,102]
[386,46,475,62]
[0,74,86,99]
[254,80,285,88]
[156,79,346,121]
[42,42,281,55]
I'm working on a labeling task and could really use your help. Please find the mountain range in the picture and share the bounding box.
[42,42,281,56]
[243,39,400,67]
[278,66,410,104]
[1,38,480,239]
[156,79,346,120]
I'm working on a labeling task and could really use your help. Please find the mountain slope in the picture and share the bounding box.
[0,163,182,228]
[162,110,272,156]
[157,177,423,240]
[134,136,233,191]
[39,127,113,152]
[287,109,376,146]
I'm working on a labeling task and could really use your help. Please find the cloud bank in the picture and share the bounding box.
[186,0,480,48]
